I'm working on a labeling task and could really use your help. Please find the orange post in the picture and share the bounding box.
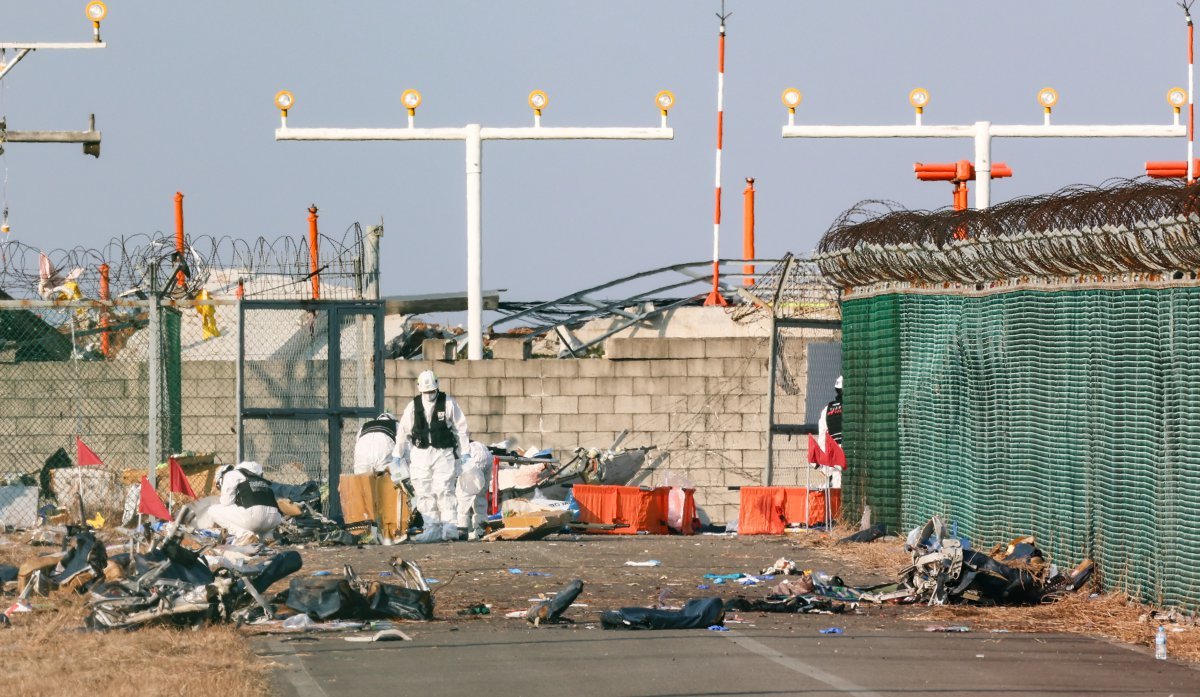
[742,178,756,286]
[308,205,321,300]
[174,192,186,290]
[99,263,110,358]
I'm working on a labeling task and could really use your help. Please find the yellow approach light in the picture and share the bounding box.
[908,88,930,112]
[781,88,802,113]
[401,89,422,114]
[275,90,295,114]
[528,90,549,113]
[1037,87,1059,112]
[655,90,676,113]
[85,1,107,23]
[1168,87,1188,113]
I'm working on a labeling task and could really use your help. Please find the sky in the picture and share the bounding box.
[0,1,1192,303]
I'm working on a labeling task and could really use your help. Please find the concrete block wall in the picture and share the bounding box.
[386,336,823,523]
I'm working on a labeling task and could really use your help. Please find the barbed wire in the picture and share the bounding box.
[0,223,367,300]
[816,179,1200,286]
[728,253,840,323]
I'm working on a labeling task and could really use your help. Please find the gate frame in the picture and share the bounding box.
[764,315,842,486]
[236,298,384,519]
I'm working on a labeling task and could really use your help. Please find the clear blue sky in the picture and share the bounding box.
[0,1,1190,300]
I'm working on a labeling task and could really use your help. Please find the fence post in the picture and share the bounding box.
[765,315,778,486]
[235,278,244,463]
[147,265,160,487]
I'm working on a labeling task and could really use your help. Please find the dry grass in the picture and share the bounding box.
[1,536,270,697]
[795,523,1200,662]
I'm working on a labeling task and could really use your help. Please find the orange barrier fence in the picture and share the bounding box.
[573,484,695,535]
[737,486,841,535]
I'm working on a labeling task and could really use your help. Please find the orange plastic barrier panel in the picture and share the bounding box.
[573,485,696,535]
[738,487,842,534]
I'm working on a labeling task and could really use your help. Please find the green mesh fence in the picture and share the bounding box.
[843,287,1200,609]
[841,295,902,528]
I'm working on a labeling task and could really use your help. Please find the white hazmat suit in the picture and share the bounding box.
[455,441,492,540]
[199,461,283,540]
[393,382,469,542]
[353,413,398,475]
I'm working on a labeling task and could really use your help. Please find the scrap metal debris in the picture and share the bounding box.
[861,516,1094,606]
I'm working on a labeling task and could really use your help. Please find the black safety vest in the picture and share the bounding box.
[234,471,280,509]
[410,392,457,449]
[360,417,397,441]
[825,397,843,445]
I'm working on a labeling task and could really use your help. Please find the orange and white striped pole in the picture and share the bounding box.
[1187,3,1195,185]
[704,5,731,307]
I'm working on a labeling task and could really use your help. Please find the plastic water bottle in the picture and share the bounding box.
[1155,625,1168,660]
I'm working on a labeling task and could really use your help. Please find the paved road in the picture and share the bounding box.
[259,622,1199,696]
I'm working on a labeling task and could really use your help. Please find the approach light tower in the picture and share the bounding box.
[780,85,1184,210]
[273,87,675,360]
[0,2,109,232]
[776,5,1199,209]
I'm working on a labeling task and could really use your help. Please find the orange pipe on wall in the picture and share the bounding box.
[308,205,321,300]
[742,178,755,286]
[99,263,110,358]
[174,192,186,290]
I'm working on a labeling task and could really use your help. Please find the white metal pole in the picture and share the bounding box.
[465,124,484,360]
[974,121,992,209]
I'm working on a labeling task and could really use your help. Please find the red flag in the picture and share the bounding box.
[167,456,197,498]
[807,434,825,466]
[824,434,847,470]
[138,476,172,520]
[76,437,103,466]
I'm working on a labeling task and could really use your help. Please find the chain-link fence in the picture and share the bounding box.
[0,299,156,526]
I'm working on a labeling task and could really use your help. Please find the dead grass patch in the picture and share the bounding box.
[1,534,270,697]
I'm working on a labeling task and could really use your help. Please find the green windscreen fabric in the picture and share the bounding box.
[841,295,902,528]
[844,287,1200,609]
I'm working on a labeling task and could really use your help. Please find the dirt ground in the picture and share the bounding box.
[3,526,1198,697]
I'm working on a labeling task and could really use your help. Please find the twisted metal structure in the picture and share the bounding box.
[816,179,1200,287]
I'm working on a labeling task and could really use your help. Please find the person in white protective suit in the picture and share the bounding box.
[392,370,470,543]
[353,412,399,475]
[815,375,844,489]
[455,441,492,540]
[201,461,283,540]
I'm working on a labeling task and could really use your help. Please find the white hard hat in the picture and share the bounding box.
[237,460,264,476]
[835,375,843,390]
[416,370,439,393]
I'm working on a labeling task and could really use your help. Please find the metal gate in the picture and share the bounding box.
[237,299,384,519]
[764,317,841,486]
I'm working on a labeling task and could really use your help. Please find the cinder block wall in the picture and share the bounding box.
[0,337,823,524]
[386,336,818,523]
